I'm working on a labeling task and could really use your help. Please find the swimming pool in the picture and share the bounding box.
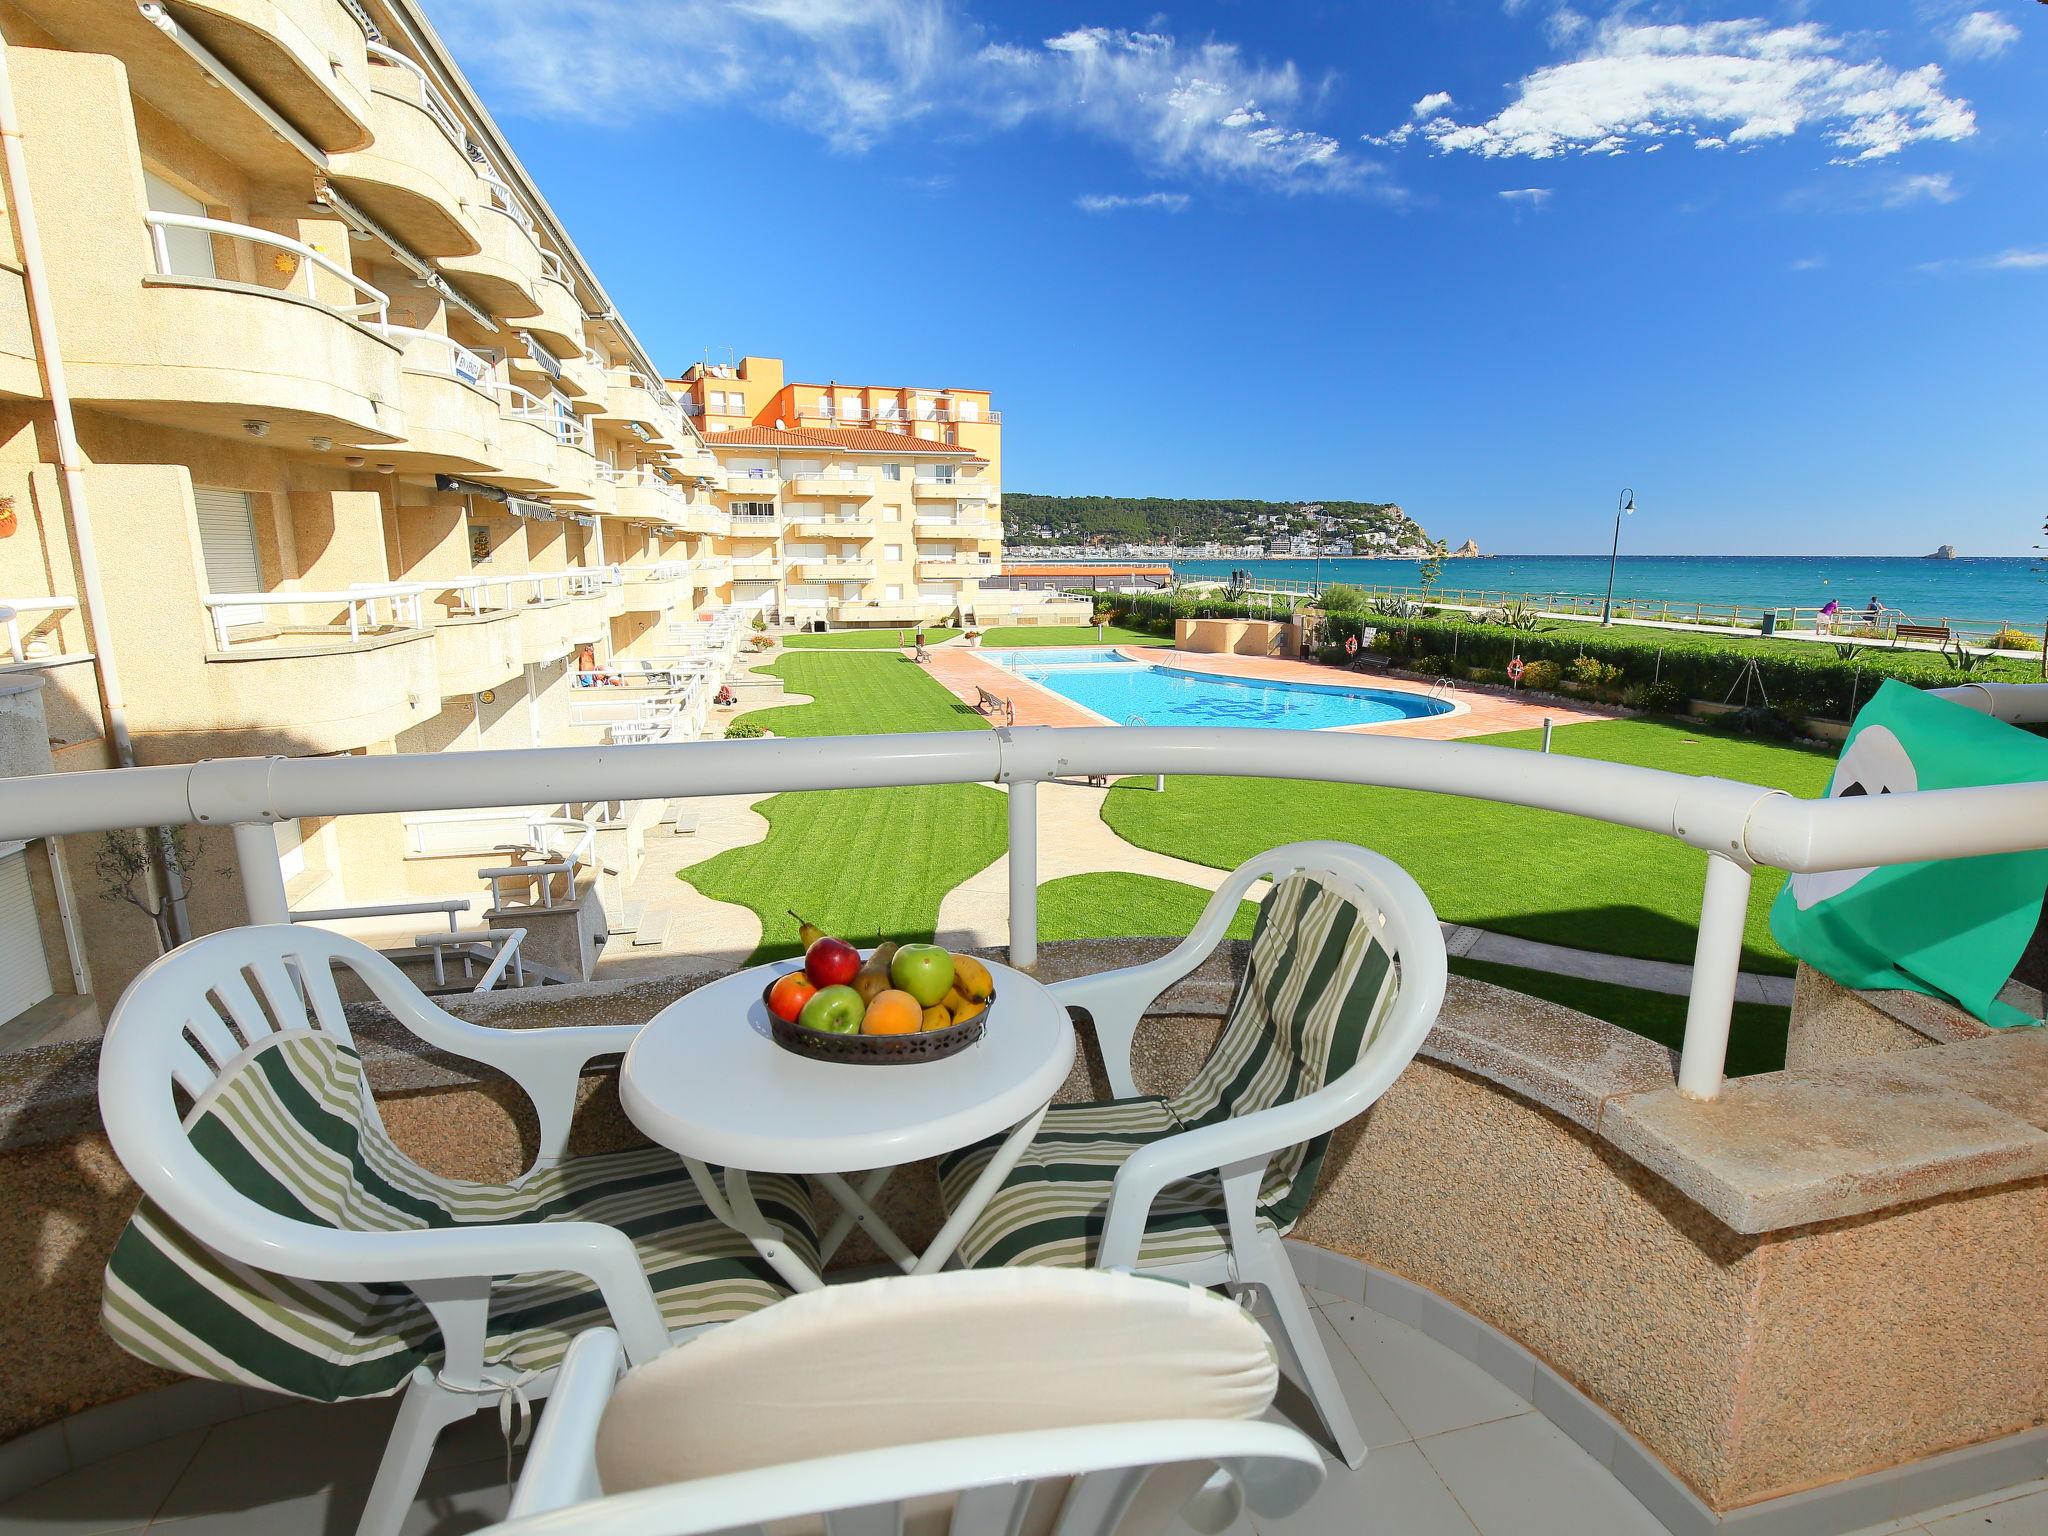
[983,648,1455,730]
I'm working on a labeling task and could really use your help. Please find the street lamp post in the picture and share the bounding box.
[1601,488,1634,626]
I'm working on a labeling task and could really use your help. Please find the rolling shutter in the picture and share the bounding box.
[0,849,53,1022]
[193,487,263,630]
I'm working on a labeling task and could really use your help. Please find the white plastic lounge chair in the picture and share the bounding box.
[486,1267,1325,1536]
[934,841,1447,1469]
[96,924,817,1536]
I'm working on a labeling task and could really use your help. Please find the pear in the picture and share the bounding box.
[853,971,892,1007]
[787,910,825,951]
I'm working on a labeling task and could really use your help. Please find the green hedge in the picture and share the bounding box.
[1095,589,1306,637]
[1317,611,2037,718]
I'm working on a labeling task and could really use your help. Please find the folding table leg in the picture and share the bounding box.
[724,1168,825,1292]
[816,1167,896,1266]
[813,1171,921,1272]
[913,1101,1050,1275]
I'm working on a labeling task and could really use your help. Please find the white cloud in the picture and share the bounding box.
[1499,186,1553,205]
[1412,91,1455,119]
[1075,191,1191,213]
[1790,255,1827,270]
[1945,10,2020,59]
[428,3,1370,193]
[1883,171,1959,205]
[1386,16,1976,164]
[1918,247,2048,272]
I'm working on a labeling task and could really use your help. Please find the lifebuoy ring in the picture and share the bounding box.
[1344,635,1359,657]
[1508,657,1525,682]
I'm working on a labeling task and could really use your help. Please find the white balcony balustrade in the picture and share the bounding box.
[145,212,390,330]
[1,596,84,665]
[203,582,424,652]
[364,41,466,149]
[790,470,877,498]
[389,326,495,388]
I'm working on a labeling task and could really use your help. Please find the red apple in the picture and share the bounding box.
[804,935,861,988]
[768,971,818,1023]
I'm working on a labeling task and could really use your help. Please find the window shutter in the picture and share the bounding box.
[0,850,54,1023]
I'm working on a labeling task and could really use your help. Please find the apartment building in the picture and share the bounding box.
[0,0,741,1042]
[676,355,1031,629]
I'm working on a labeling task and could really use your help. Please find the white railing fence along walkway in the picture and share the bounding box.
[203,584,425,651]
[2,682,2043,1100]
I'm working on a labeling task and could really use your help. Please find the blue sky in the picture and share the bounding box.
[429,1,2044,556]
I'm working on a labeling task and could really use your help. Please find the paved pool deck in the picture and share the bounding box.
[924,643,1613,738]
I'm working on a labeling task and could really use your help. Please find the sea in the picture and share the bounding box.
[1158,554,2047,629]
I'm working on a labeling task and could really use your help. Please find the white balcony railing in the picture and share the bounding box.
[791,472,877,495]
[723,470,781,494]
[365,41,466,149]
[389,326,495,388]
[502,386,589,449]
[203,583,424,652]
[1,596,82,665]
[16,685,2048,1101]
[145,212,390,329]
[537,247,573,289]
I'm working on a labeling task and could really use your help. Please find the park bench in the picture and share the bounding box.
[1894,622,1953,646]
[974,685,1016,724]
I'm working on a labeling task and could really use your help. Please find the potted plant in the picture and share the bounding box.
[964,630,982,648]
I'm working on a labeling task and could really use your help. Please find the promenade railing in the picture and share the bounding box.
[1205,578,2043,652]
[3,683,2045,1101]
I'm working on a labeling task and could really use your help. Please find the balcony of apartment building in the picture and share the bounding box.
[726,505,780,541]
[830,597,952,625]
[789,468,878,500]
[525,249,586,359]
[721,467,783,500]
[440,163,546,321]
[912,475,995,503]
[0,597,106,769]
[786,510,878,539]
[492,386,580,488]
[617,560,692,614]
[598,464,697,526]
[694,555,734,590]
[383,329,502,473]
[801,400,1003,428]
[326,44,483,260]
[915,508,1004,541]
[789,556,876,582]
[603,367,687,451]
[729,553,782,582]
[558,346,610,406]
[917,554,1004,581]
[11,0,379,162]
[10,47,406,445]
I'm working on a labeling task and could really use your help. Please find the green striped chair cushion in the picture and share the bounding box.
[102,1031,814,1402]
[936,1097,1240,1271]
[936,873,1398,1270]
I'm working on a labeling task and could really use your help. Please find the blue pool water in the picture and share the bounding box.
[985,649,1454,729]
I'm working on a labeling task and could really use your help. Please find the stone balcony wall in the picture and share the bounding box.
[0,941,2042,1515]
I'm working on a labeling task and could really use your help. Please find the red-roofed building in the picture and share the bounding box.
[663,356,1082,629]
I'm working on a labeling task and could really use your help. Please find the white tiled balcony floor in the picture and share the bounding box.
[2,1286,2041,1536]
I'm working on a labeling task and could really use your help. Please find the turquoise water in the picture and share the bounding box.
[1159,555,2046,628]
[985,648,1453,729]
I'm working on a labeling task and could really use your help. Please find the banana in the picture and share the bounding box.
[921,1004,951,1032]
[951,955,994,1003]
[942,986,981,1025]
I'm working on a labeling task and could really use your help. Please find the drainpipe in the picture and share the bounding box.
[0,44,191,943]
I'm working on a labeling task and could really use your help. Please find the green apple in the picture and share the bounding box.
[889,944,956,1008]
[797,984,864,1034]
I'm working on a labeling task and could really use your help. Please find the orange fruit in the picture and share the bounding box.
[861,989,923,1036]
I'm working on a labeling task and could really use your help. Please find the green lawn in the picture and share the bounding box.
[688,653,997,960]
[732,651,986,736]
[978,624,1169,648]
[681,784,1008,963]
[783,627,962,650]
[1448,957,1788,1077]
[1039,872,1261,943]
[1034,873,1788,1074]
[1100,717,1836,974]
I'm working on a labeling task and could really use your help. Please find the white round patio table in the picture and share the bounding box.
[620,954,1075,1291]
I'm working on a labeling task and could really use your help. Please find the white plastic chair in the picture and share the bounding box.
[487,1268,1325,1536]
[96,925,815,1536]
[937,841,1448,1469]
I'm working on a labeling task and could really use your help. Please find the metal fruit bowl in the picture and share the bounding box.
[759,961,992,1066]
